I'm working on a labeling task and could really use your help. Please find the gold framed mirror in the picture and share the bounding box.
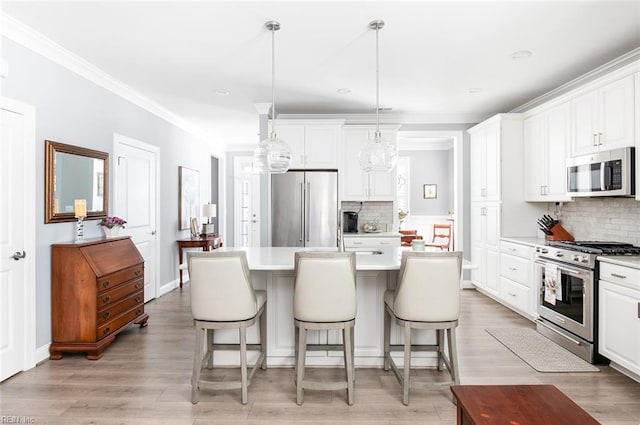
[45,140,109,223]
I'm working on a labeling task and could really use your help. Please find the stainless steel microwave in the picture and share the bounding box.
[566,147,635,197]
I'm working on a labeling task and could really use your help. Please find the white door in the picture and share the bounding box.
[113,134,159,302]
[234,156,261,247]
[0,98,36,381]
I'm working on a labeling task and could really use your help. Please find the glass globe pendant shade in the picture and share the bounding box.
[359,132,397,173]
[265,132,291,174]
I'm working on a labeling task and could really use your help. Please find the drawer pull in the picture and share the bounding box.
[102,311,110,320]
[135,296,142,303]
[103,327,110,335]
[509,267,517,271]
[102,280,110,288]
[136,308,142,316]
[135,283,142,289]
[134,270,141,276]
[509,292,516,297]
[509,248,516,251]
[102,296,111,304]
[637,302,639,319]
[611,273,627,279]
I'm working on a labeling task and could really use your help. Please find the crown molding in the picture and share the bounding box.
[511,47,640,113]
[1,12,213,144]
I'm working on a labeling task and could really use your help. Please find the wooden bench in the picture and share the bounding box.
[450,385,600,425]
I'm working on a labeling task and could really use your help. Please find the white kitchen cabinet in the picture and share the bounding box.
[468,114,545,298]
[523,102,572,202]
[277,120,343,169]
[470,203,500,295]
[498,241,535,317]
[343,235,401,250]
[470,121,500,202]
[341,125,400,201]
[571,74,635,156]
[599,261,640,381]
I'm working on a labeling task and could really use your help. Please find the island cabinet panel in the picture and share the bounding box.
[50,236,148,360]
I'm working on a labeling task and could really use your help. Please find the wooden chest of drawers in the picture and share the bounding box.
[50,236,148,360]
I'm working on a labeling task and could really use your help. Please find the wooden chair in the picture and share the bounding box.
[399,229,423,247]
[424,223,452,251]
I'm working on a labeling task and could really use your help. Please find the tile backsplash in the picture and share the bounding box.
[551,198,640,245]
[342,201,394,232]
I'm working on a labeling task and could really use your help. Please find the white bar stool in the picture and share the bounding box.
[383,251,462,405]
[293,251,357,406]
[188,251,266,405]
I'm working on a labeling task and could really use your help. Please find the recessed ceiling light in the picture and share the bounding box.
[215,89,230,96]
[468,88,483,94]
[337,88,352,94]
[509,50,533,60]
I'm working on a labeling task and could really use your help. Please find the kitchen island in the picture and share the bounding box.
[187,246,470,367]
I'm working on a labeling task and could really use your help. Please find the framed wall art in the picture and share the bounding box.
[178,166,199,230]
[423,184,437,199]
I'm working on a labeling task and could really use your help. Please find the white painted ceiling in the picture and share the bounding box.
[2,1,639,148]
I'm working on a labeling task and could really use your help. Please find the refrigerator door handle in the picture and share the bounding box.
[305,182,311,242]
[299,182,304,243]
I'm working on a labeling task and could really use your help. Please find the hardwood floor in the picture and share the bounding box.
[2,288,639,424]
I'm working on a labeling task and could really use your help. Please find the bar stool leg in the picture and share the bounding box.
[403,322,411,406]
[437,329,444,371]
[296,325,307,405]
[447,327,460,385]
[344,324,354,406]
[191,324,204,404]
[240,325,248,405]
[383,306,391,371]
[206,329,214,369]
[260,306,267,370]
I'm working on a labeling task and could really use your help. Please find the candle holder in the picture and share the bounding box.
[75,216,85,243]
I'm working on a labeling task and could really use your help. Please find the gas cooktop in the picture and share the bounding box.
[546,240,640,255]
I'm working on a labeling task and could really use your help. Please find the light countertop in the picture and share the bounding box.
[182,246,474,272]
[597,255,640,269]
[500,236,548,247]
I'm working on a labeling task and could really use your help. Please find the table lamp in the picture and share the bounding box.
[202,203,216,235]
[74,199,87,243]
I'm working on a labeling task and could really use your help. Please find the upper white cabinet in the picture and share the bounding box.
[341,125,400,201]
[470,121,500,202]
[523,102,572,202]
[571,74,635,156]
[277,120,343,169]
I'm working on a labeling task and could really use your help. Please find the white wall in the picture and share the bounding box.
[2,37,218,348]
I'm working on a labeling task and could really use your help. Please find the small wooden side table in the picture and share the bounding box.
[450,385,599,425]
[177,235,223,288]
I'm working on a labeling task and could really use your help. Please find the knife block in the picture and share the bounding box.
[546,223,574,241]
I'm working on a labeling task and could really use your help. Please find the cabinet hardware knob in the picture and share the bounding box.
[135,283,142,289]
[103,327,110,335]
[136,309,142,316]
[102,296,110,303]
[135,296,142,303]
[134,270,141,276]
[102,312,110,319]
[102,281,110,288]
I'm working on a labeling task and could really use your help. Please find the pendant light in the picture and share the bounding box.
[359,20,397,173]
[253,20,291,174]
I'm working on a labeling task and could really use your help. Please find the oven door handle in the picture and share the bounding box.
[534,260,589,277]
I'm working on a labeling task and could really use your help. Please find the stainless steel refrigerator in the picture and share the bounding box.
[271,171,338,247]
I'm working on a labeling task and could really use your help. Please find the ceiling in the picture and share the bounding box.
[2,1,639,149]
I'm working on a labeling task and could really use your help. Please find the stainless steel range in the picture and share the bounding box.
[534,241,640,363]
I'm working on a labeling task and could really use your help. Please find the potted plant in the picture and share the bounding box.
[98,216,127,238]
[398,209,409,230]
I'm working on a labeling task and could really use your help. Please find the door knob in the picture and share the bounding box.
[11,251,26,261]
